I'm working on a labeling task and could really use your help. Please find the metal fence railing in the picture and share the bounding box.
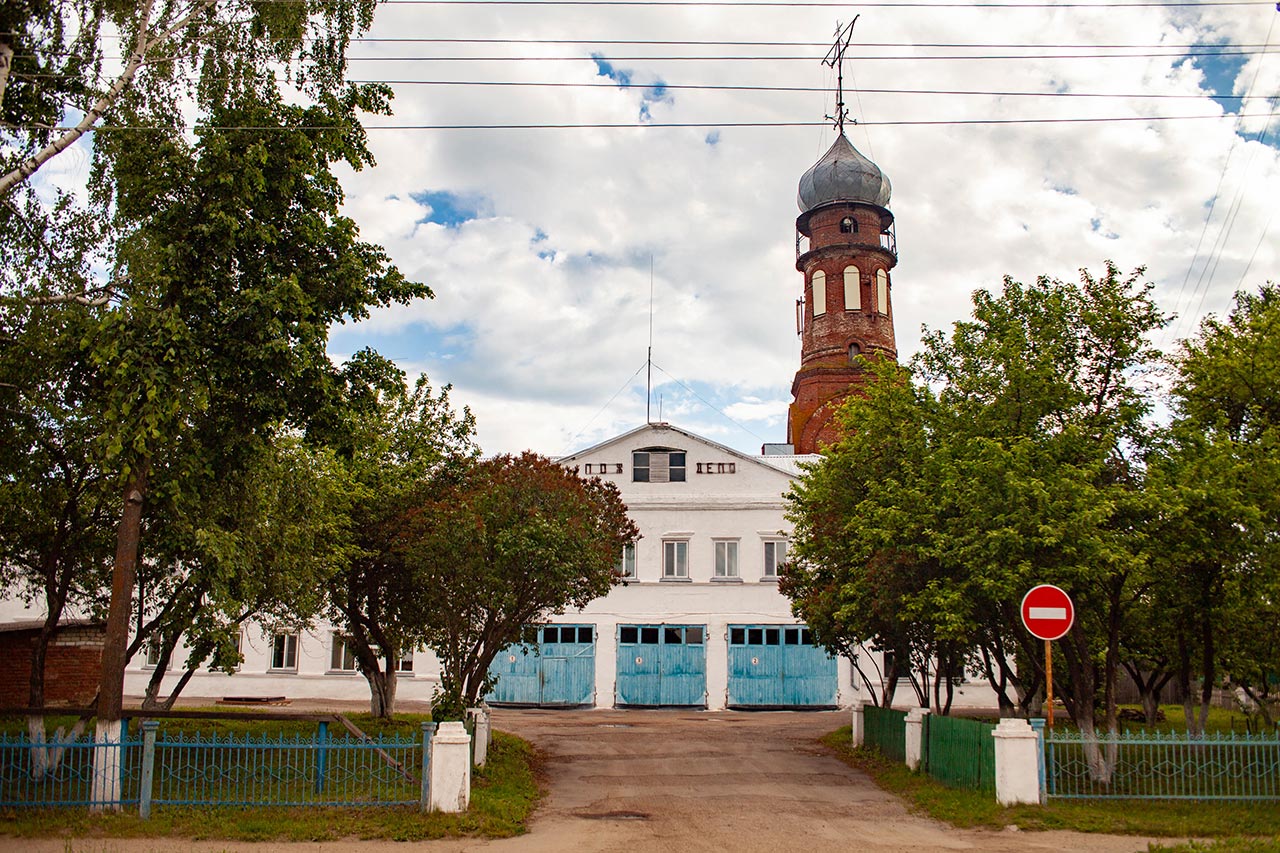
[863,706,908,763]
[0,720,438,814]
[1046,730,1280,800]
[924,714,996,792]
[0,724,141,808]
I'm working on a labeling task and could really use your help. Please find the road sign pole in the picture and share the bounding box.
[1044,639,1054,730]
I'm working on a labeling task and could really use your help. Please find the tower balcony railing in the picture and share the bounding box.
[794,222,899,261]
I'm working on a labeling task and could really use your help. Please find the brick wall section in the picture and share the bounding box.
[788,201,900,454]
[0,623,105,708]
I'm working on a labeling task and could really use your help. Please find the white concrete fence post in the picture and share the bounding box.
[850,700,866,748]
[904,707,930,771]
[470,705,491,768]
[992,718,1042,806]
[429,721,472,813]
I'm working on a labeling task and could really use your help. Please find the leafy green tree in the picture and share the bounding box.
[396,453,638,716]
[787,264,1166,774]
[132,436,350,710]
[1162,284,1280,728]
[319,350,480,719]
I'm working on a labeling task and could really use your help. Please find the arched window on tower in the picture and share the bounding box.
[812,270,827,317]
[875,269,890,315]
[844,266,861,310]
[848,342,862,363]
[840,217,857,234]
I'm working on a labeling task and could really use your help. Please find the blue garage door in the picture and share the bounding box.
[727,625,838,708]
[487,624,596,707]
[616,624,707,707]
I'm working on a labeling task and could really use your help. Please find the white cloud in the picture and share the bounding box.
[327,1,1279,455]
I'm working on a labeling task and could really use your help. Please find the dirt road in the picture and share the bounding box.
[6,707,1166,853]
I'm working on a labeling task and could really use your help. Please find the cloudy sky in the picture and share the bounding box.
[316,0,1276,457]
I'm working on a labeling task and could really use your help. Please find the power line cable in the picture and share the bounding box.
[15,112,1272,132]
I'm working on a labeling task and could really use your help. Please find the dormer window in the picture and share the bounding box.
[633,448,686,483]
[840,217,857,234]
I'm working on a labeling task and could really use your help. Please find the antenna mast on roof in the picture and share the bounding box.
[823,16,859,134]
[646,255,655,424]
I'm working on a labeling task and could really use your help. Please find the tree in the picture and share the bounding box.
[132,436,350,710]
[1162,283,1280,728]
[786,264,1166,771]
[396,453,638,716]
[319,350,479,719]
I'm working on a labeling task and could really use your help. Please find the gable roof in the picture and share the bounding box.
[559,422,804,478]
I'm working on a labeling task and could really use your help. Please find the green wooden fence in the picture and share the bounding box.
[863,706,907,762]
[923,714,996,792]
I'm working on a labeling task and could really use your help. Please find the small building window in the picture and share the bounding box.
[844,266,861,310]
[663,540,689,578]
[812,270,826,317]
[145,640,166,670]
[270,633,298,671]
[633,448,686,483]
[618,542,636,578]
[840,217,857,234]
[763,540,788,578]
[714,540,739,578]
[396,650,414,673]
[876,269,889,315]
[330,634,358,672]
[848,342,862,363]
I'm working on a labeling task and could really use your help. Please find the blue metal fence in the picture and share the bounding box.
[0,725,140,808]
[0,720,438,813]
[1046,730,1280,800]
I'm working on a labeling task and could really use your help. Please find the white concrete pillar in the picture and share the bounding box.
[471,707,491,768]
[90,718,124,812]
[904,707,930,771]
[429,721,472,813]
[850,700,866,748]
[992,718,1042,806]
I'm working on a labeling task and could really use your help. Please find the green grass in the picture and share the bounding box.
[821,726,1280,839]
[1149,841,1280,853]
[0,729,542,841]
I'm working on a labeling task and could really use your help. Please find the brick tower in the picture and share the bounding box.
[787,133,898,454]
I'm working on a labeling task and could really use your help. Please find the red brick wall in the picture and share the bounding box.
[789,201,900,454]
[0,624,105,708]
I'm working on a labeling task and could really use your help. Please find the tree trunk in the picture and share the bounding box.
[365,663,398,719]
[98,467,148,724]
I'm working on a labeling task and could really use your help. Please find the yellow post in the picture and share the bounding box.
[1044,639,1054,730]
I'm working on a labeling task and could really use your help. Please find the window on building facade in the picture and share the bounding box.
[763,540,788,578]
[270,632,298,671]
[145,640,166,670]
[840,217,857,234]
[844,266,861,310]
[812,270,827,317]
[848,342,862,363]
[330,634,358,672]
[618,542,636,578]
[396,650,414,673]
[633,448,686,483]
[876,269,889,315]
[663,540,689,578]
[714,540,739,578]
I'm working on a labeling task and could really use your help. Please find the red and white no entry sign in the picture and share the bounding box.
[1021,584,1075,641]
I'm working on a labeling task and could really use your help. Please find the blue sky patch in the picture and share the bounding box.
[1189,50,1247,114]
[329,321,475,367]
[705,131,721,146]
[410,190,488,228]
[591,53,674,122]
